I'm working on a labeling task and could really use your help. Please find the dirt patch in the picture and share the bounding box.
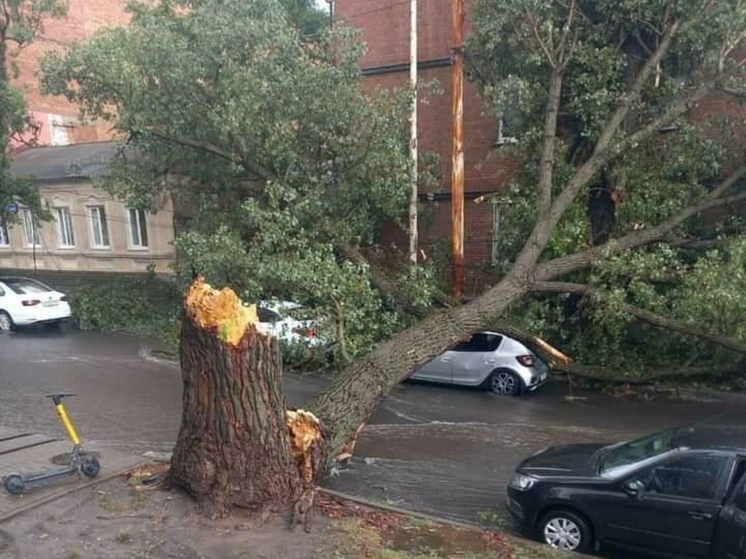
[0,470,565,559]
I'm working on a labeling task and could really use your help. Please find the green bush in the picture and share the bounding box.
[67,275,181,350]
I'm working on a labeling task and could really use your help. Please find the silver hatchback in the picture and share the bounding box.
[408,331,548,396]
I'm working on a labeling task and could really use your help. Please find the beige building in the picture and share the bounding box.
[1,142,176,275]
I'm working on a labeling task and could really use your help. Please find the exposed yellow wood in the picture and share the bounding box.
[184,276,258,346]
[533,336,573,365]
[286,409,324,482]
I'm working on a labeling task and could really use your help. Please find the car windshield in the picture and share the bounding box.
[2,278,52,295]
[600,430,674,475]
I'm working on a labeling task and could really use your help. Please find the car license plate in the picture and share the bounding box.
[42,301,58,307]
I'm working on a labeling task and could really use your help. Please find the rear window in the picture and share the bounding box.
[258,307,282,323]
[453,333,503,352]
[1,278,52,295]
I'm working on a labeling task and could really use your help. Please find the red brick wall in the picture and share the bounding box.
[340,0,520,273]
[6,0,131,147]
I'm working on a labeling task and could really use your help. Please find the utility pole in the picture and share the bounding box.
[407,0,418,266]
[451,0,465,298]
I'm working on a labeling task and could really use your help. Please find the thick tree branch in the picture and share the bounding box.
[537,69,563,219]
[146,128,276,182]
[535,166,746,280]
[532,281,746,355]
[552,362,741,384]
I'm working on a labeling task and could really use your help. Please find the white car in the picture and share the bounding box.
[256,300,323,347]
[0,276,72,331]
[409,331,548,396]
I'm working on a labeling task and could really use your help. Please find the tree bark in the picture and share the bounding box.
[170,278,325,520]
[552,361,743,385]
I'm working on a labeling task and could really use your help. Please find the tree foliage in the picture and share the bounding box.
[468,0,746,378]
[42,0,439,367]
[0,0,67,221]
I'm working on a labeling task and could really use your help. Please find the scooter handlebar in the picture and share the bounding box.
[45,393,76,404]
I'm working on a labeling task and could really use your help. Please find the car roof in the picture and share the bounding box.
[0,276,40,283]
[671,424,746,452]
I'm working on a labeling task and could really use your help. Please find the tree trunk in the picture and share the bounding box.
[310,275,528,455]
[170,278,325,521]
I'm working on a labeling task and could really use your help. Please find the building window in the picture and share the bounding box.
[491,203,500,265]
[496,116,518,146]
[128,209,149,248]
[55,207,75,248]
[89,206,110,248]
[0,221,9,247]
[21,208,40,247]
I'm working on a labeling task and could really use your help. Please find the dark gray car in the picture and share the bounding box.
[408,331,548,396]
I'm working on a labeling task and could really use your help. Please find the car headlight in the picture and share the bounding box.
[510,473,538,491]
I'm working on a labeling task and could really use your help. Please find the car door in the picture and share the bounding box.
[450,333,503,385]
[600,453,729,558]
[409,344,458,384]
[713,460,746,559]
[0,281,14,314]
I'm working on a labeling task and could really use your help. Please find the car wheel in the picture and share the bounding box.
[489,369,522,396]
[0,311,13,332]
[539,509,593,553]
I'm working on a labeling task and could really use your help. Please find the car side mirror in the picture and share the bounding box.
[623,479,645,497]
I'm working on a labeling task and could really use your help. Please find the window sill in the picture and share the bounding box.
[90,246,111,250]
[127,246,150,251]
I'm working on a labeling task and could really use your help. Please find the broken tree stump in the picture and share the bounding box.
[169,277,326,521]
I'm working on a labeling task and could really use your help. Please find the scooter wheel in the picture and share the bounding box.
[4,474,25,495]
[81,457,100,478]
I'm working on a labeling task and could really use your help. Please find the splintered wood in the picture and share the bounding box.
[184,276,259,346]
[286,409,324,483]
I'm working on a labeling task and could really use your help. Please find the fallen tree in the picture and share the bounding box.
[45,0,746,519]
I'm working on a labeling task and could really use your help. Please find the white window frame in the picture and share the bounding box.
[88,205,110,249]
[21,208,41,247]
[496,115,518,146]
[127,208,149,249]
[55,206,75,248]
[0,221,9,247]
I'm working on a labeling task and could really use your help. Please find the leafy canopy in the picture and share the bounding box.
[468,0,746,377]
[42,0,435,365]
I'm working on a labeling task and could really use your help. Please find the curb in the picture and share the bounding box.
[317,487,481,531]
[0,463,145,525]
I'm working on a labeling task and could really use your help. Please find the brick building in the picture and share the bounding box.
[335,0,519,282]
[335,0,746,292]
[7,0,130,148]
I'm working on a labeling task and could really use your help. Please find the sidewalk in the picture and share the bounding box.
[0,427,144,521]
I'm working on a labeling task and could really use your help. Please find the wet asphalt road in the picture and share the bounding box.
[2,326,745,551]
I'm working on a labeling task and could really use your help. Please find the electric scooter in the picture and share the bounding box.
[3,393,101,495]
